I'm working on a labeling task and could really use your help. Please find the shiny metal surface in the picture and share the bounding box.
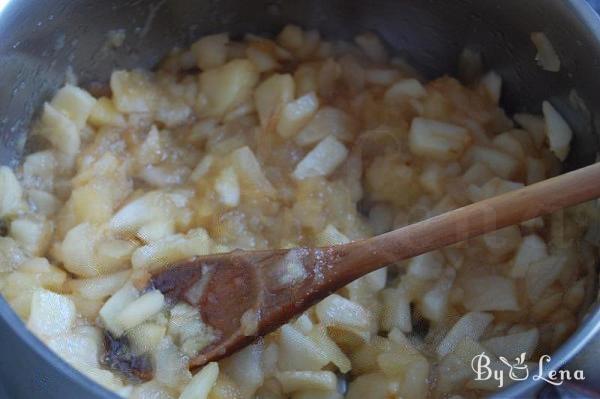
[0,1,599,398]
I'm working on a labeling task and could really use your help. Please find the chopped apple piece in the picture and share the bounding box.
[295,107,357,146]
[277,92,319,138]
[230,146,276,197]
[532,32,561,72]
[191,33,229,70]
[510,234,548,278]
[354,32,388,63]
[277,325,328,371]
[543,101,572,161]
[214,166,240,207]
[127,323,166,355]
[116,290,165,331]
[110,70,159,113]
[482,328,539,360]
[60,223,102,277]
[276,371,337,393]
[50,84,97,128]
[89,97,126,127]
[437,312,493,357]
[39,103,80,155]
[131,228,213,271]
[179,362,219,399]
[0,166,25,218]
[293,136,348,180]
[481,226,521,257]
[99,282,139,337]
[526,252,569,301]
[515,113,546,149]
[462,276,520,312]
[384,79,426,103]
[480,71,502,104]
[467,145,519,179]
[316,294,371,331]
[254,73,295,127]
[409,118,471,161]
[221,343,264,398]
[28,289,76,337]
[68,270,130,301]
[9,216,52,256]
[198,59,259,119]
[381,288,411,332]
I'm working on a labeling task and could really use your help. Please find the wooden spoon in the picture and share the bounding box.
[152,162,600,368]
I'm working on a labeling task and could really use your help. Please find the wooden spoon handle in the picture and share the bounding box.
[331,162,600,282]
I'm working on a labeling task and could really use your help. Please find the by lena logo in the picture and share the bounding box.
[471,352,585,388]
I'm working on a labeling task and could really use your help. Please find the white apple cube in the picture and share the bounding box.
[409,118,471,161]
[60,223,102,277]
[116,290,165,331]
[482,328,539,360]
[316,294,371,331]
[28,289,76,337]
[467,145,520,179]
[222,343,265,398]
[0,166,25,218]
[50,84,97,128]
[191,33,229,70]
[384,79,426,103]
[381,288,412,332]
[214,166,240,207]
[293,136,348,180]
[462,276,520,312]
[231,146,276,197]
[510,234,548,278]
[526,253,569,301]
[277,92,319,138]
[9,216,52,256]
[39,103,80,155]
[276,371,337,393]
[110,70,158,113]
[179,362,219,399]
[277,324,329,371]
[198,59,259,119]
[131,228,213,271]
[68,270,130,301]
[99,282,139,336]
[437,312,494,357]
[254,73,295,127]
[480,71,502,104]
[127,322,166,355]
[543,101,572,161]
[295,107,357,146]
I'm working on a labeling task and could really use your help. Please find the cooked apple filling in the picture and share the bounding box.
[0,25,597,399]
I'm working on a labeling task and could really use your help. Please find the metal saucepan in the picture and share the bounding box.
[0,0,599,397]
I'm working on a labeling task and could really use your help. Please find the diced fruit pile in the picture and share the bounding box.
[0,25,597,399]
